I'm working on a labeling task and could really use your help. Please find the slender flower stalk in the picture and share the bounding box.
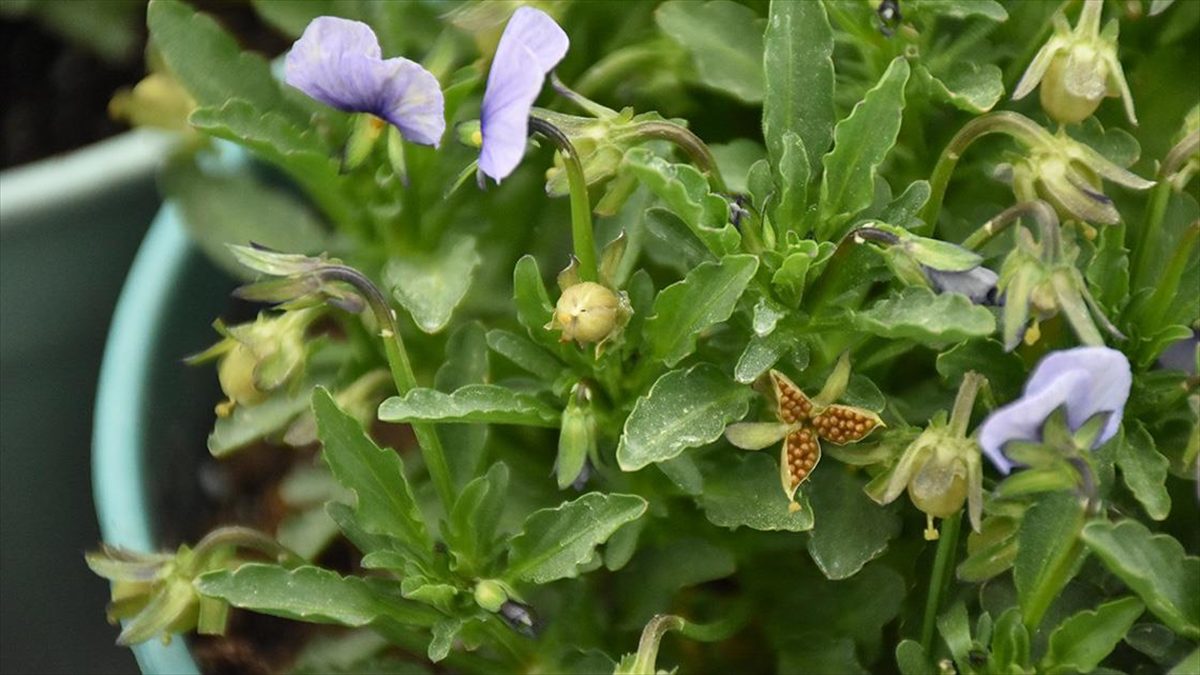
[528,116,599,282]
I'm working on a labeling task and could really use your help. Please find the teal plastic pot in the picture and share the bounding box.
[0,129,173,674]
[93,203,233,674]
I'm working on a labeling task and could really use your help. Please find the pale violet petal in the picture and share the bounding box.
[978,368,1090,473]
[285,17,383,111]
[479,7,569,181]
[1024,346,1130,444]
[924,266,998,304]
[374,56,446,146]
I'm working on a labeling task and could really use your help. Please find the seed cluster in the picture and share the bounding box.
[785,429,818,486]
[813,405,877,445]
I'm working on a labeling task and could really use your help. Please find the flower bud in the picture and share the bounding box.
[473,579,509,613]
[548,281,629,345]
[557,383,597,489]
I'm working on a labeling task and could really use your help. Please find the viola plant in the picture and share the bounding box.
[90,1,1198,673]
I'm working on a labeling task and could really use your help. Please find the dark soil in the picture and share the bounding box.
[0,17,144,168]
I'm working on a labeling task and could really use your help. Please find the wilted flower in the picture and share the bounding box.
[725,356,884,509]
[479,7,569,181]
[86,545,200,646]
[285,17,445,146]
[1013,0,1136,126]
[869,373,985,540]
[186,309,320,415]
[854,224,998,304]
[978,347,1131,474]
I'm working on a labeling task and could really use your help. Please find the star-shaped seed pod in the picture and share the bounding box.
[726,356,885,510]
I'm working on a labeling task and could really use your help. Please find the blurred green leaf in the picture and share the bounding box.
[699,453,814,532]
[807,467,901,580]
[655,0,763,103]
[505,493,647,584]
[379,385,560,427]
[385,236,481,334]
[624,149,739,256]
[763,0,834,175]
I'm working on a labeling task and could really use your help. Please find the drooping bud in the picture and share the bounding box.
[1013,0,1136,126]
[556,383,597,489]
[854,224,997,304]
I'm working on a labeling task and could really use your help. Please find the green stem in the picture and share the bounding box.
[528,116,599,282]
[628,121,729,193]
[921,510,962,658]
[629,610,746,675]
[961,200,1059,251]
[319,266,456,513]
[1131,181,1172,289]
[921,112,1051,234]
[1139,221,1200,334]
[948,372,985,438]
[189,526,305,571]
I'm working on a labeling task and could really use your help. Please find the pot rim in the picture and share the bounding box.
[92,204,201,675]
[0,129,175,233]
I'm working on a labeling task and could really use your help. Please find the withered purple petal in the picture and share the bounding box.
[924,266,999,305]
[479,7,569,181]
[284,16,445,146]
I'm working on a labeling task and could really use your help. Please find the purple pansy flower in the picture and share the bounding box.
[285,17,445,146]
[479,7,569,182]
[979,346,1131,473]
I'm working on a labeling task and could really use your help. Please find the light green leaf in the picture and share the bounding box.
[195,564,438,628]
[314,387,431,554]
[989,607,1031,673]
[1014,493,1087,630]
[189,100,358,229]
[505,493,648,584]
[774,132,811,236]
[919,62,1003,114]
[384,236,482,334]
[645,254,759,366]
[616,364,754,471]
[624,148,739,257]
[1086,224,1131,313]
[699,453,814,532]
[445,463,509,576]
[148,0,300,122]
[818,57,911,238]
[807,467,902,580]
[378,385,560,427]
[906,0,1008,21]
[485,329,564,383]
[207,385,315,457]
[895,639,932,675]
[435,322,491,489]
[937,602,975,674]
[1117,424,1171,520]
[1081,520,1200,639]
[1170,648,1200,675]
[429,617,466,663]
[512,255,561,351]
[655,0,763,103]
[735,330,793,384]
[763,0,834,174]
[161,155,329,280]
[709,139,764,195]
[1042,596,1145,674]
[850,287,996,342]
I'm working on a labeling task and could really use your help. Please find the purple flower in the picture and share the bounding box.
[924,266,999,305]
[978,346,1131,473]
[479,7,569,181]
[285,17,444,146]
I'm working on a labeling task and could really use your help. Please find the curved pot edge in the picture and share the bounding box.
[92,205,201,675]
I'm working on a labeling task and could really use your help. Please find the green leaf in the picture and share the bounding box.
[1014,493,1087,630]
[504,493,648,584]
[1085,224,1131,313]
[378,385,560,427]
[161,155,329,280]
[616,364,754,471]
[207,386,315,457]
[699,453,814,532]
[936,339,1025,401]
[435,322,491,489]
[1170,648,1200,675]
[1117,424,1171,520]
[147,0,300,122]
[818,57,911,238]
[850,287,996,342]
[616,537,736,628]
[444,463,509,576]
[384,236,482,334]
[918,62,1004,114]
[189,101,358,229]
[314,387,431,555]
[778,636,867,675]
[895,639,932,675]
[645,254,759,366]
[735,330,794,384]
[512,255,560,351]
[1042,596,1145,674]
[485,330,565,384]
[624,149,739,257]
[989,607,1031,673]
[195,564,439,628]
[807,467,902,580]
[429,617,466,663]
[763,0,834,175]
[937,602,975,674]
[773,132,811,235]
[1081,520,1200,639]
[906,0,1008,21]
[655,0,763,103]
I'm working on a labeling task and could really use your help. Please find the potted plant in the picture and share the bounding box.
[91,1,1199,673]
